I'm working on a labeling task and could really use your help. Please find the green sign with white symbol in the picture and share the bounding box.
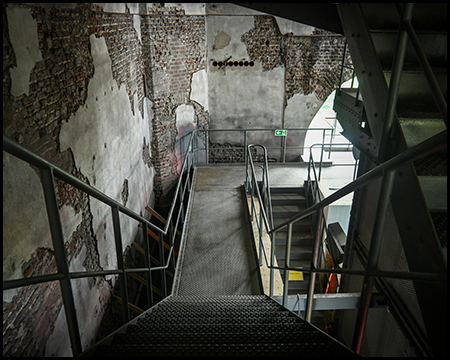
[275,129,287,136]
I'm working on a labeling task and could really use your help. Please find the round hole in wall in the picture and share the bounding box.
[244,61,248,66]
[249,61,254,66]
[239,61,244,66]
[218,61,223,67]
[213,61,218,67]
[234,61,239,66]
[228,61,233,66]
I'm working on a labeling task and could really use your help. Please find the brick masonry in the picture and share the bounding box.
[3,3,152,356]
[241,16,352,103]
[141,6,207,206]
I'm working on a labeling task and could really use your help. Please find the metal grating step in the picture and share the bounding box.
[125,322,310,334]
[413,149,447,176]
[112,330,327,345]
[90,295,358,357]
[95,342,355,357]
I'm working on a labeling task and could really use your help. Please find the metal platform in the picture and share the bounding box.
[173,166,262,296]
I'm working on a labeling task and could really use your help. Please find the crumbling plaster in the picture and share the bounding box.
[6,5,43,97]
[59,34,154,271]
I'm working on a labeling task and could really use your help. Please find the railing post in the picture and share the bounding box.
[142,222,153,308]
[40,167,82,356]
[244,130,248,163]
[111,205,130,324]
[270,231,276,298]
[282,223,293,307]
[205,130,209,164]
[160,230,167,297]
[319,130,326,181]
[305,207,324,322]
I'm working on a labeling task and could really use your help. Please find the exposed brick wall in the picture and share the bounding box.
[141,7,207,206]
[286,30,350,101]
[2,3,151,356]
[241,16,284,71]
[93,10,145,116]
[241,15,352,103]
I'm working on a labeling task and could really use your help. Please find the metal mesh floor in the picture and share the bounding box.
[174,166,262,296]
[93,295,358,357]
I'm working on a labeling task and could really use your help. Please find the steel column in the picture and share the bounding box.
[378,3,413,161]
[40,167,82,356]
[351,168,396,353]
[305,207,324,322]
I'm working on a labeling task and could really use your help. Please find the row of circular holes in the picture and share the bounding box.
[212,60,254,67]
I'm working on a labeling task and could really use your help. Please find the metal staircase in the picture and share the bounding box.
[3,5,446,354]
[88,295,357,357]
[270,187,324,327]
[271,187,314,296]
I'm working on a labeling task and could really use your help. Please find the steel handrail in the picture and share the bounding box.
[3,132,196,239]
[246,129,447,307]
[269,129,446,235]
[3,131,197,356]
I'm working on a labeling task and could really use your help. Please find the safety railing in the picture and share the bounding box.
[3,131,197,356]
[246,127,447,337]
[306,142,358,297]
[246,145,274,269]
[177,127,338,165]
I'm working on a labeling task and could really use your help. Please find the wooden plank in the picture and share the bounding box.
[145,206,182,236]
[129,273,163,297]
[137,224,178,256]
[113,295,144,314]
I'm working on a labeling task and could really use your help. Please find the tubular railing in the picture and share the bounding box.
[177,127,337,165]
[4,122,446,356]
[3,131,197,356]
[306,142,358,297]
[246,127,447,323]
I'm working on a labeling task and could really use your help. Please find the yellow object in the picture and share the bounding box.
[289,271,303,280]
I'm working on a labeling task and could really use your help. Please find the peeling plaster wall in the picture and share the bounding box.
[6,6,43,97]
[3,3,154,356]
[205,5,350,161]
[59,34,154,271]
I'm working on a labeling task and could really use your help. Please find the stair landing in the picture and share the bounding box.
[173,166,262,296]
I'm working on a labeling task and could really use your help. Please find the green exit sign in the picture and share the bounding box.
[275,129,287,136]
